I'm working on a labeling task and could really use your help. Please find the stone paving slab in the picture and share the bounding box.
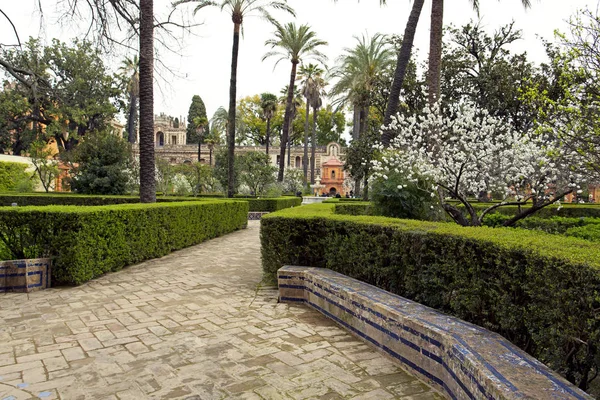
[0,222,441,400]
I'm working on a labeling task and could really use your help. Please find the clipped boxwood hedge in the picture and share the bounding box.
[261,203,600,390]
[247,197,301,212]
[462,202,600,218]
[0,200,248,285]
[334,202,373,216]
[0,193,302,213]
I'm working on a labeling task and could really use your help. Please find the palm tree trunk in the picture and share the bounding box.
[428,0,444,105]
[287,131,291,167]
[278,61,298,182]
[303,97,310,184]
[139,0,155,203]
[310,105,317,185]
[197,136,202,162]
[127,93,137,143]
[352,104,360,141]
[359,104,369,137]
[382,0,425,147]
[265,117,271,156]
[227,23,241,197]
[355,179,361,198]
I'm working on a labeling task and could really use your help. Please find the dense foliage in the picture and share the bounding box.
[0,161,35,192]
[0,201,248,285]
[261,203,600,390]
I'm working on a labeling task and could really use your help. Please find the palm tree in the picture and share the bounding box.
[309,85,325,185]
[279,85,303,168]
[210,106,244,140]
[260,92,278,157]
[263,21,327,182]
[139,0,155,203]
[379,0,425,147]
[119,55,139,144]
[427,0,532,105]
[298,63,325,184]
[330,33,394,139]
[174,0,295,197]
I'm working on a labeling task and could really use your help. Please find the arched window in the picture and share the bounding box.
[331,170,336,179]
[156,132,165,147]
[295,156,301,168]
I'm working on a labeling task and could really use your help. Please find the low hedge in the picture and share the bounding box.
[247,197,301,212]
[261,203,600,391]
[462,203,600,218]
[334,202,374,216]
[0,200,248,285]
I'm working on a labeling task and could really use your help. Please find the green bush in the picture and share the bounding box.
[0,162,35,192]
[247,197,301,212]
[371,172,439,220]
[0,200,248,285]
[462,203,600,219]
[565,224,600,242]
[261,204,600,390]
[482,213,600,234]
[334,202,374,216]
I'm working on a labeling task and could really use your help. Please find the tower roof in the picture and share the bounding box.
[322,157,344,167]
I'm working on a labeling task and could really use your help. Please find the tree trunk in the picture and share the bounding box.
[352,104,360,141]
[310,105,318,184]
[197,137,202,162]
[303,97,310,184]
[127,93,137,143]
[382,0,425,147]
[359,104,369,137]
[363,173,369,201]
[265,117,271,157]
[278,61,298,182]
[139,0,155,203]
[428,0,444,105]
[287,131,291,167]
[355,179,361,198]
[227,23,241,198]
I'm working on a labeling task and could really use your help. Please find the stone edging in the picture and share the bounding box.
[277,266,591,400]
[0,258,51,293]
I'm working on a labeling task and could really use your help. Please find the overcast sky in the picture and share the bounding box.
[1,0,598,124]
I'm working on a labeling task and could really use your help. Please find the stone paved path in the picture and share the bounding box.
[0,222,441,400]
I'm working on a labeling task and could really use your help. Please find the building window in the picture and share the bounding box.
[156,132,164,147]
[295,156,301,168]
[331,170,336,179]
[276,155,281,166]
[172,135,177,145]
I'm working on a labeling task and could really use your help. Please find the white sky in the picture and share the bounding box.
[1,0,598,124]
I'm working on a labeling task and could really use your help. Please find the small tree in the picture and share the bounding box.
[29,141,59,193]
[176,162,217,196]
[373,102,587,227]
[155,157,175,195]
[239,151,277,196]
[69,133,133,195]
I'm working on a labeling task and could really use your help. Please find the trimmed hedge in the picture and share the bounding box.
[462,203,600,218]
[0,194,301,212]
[334,202,373,216]
[0,200,248,285]
[247,197,301,212]
[261,203,600,390]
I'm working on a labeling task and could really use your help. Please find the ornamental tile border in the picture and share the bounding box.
[248,212,269,220]
[278,265,591,400]
[0,258,51,293]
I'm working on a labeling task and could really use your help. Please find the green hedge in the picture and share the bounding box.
[0,200,248,285]
[261,203,600,390]
[334,202,374,216]
[0,194,300,212]
[247,197,301,212]
[462,203,600,218]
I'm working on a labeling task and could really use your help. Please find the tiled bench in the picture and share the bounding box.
[278,266,591,400]
[0,258,51,293]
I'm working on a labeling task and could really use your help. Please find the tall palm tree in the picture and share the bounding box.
[260,92,278,157]
[427,0,532,105]
[330,33,394,139]
[278,85,303,167]
[298,63,325,184]
[139,0,155,203]
[119,55,139,144]
[309,84,325,185]
[210,106,244,139]
[174,0,295,197]
[263,21,327,182]
[380,0,425,147]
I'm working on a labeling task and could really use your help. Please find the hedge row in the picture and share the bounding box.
[247,197,301,212]
[260,203,600,390]
[0,200,248,285]
[463,202,600,218]
[0,194,301,212]
[334,202,373,216]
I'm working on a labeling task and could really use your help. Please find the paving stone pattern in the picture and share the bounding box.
[0,222,441,400]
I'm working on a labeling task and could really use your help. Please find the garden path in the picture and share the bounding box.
[0,221,440,400]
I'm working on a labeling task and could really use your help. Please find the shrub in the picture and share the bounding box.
[565,224,600,242]
[0,200,248,285]
[334,202,373,216]
[463,203,600,218]
[247,197,301,212]
[0,161,34,192]
[371,172,440,220]
[261,204,600,390]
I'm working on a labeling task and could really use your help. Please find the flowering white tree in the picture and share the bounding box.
[372,103,588,227]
